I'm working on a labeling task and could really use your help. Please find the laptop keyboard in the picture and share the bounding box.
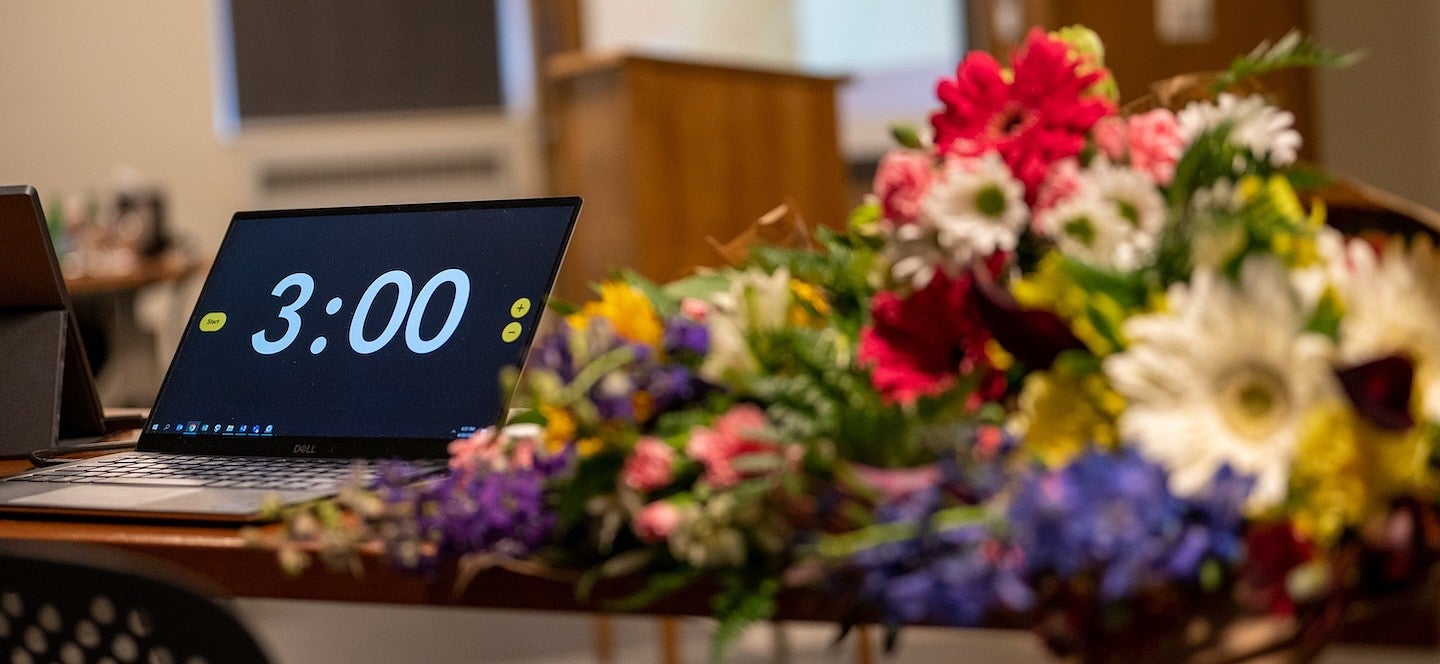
[18,454,442,493]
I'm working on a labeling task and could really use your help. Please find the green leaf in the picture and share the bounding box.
[1058,256,1147,309]
[1304,288,1343,339]
[546,299,580,316]
[1213,31,1361,94]
[556,453,624,527]
[710,574,779,664]
[618,269,678,317]
[1284,164,1332,192]
[603,568,702,612]
[663,272,732,302]
[889,123,923,149]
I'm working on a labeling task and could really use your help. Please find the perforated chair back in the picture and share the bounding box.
[0,541,271,664]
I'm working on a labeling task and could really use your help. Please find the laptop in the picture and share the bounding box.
[0,196,580,520]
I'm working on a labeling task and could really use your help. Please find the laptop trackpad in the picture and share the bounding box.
[10,485,201,509]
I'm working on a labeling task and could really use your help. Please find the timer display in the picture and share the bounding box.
[146,202,577,443]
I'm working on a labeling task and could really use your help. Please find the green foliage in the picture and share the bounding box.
[747,225,878,340]
[740,327,921,467]
[556,452,624,528]
[1213,30,1361,94]
[710,573,779,664]
[602,568,703,612]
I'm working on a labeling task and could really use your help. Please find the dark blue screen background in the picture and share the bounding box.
[147,203,574,441]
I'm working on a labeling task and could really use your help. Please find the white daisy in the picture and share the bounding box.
[1178,93,1302,167]
[921,153,1028,266]
[1103,258,1337,510]
[1331,235,1440,421]
[1035,162,1167,271]
[1036,192,1130,269]
[1085,162,1167,270]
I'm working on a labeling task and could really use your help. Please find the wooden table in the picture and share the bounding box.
[0,454,1431,656]
[64,253,203,298]
[0,454,849,620]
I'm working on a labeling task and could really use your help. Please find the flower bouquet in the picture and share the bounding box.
[264,26,1440,664]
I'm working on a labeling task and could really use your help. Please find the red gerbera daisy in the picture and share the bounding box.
[930,27,1115,203]
[859,256,1008,404]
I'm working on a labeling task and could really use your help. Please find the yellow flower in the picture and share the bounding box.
[541,404,577,454]
[1289,403,1432,545]
[787,279,830,327]
[568,281,663,347]
[984,339,1013,372]
[1011,363,1120,468]
[1011,252,1133,356]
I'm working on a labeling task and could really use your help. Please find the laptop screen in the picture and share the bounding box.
[141,198,579,458]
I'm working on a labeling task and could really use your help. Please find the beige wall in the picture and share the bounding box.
[0,0,245,253]
[1312,1,1440,211]
[0,1,541,256]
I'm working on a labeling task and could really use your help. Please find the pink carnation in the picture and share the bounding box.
[633,501,681,543]
[1091,116,1127,161]
[1126,109,1184,185]
[622,436,676,492]
[873,150,935,224]
[686,404,776,488]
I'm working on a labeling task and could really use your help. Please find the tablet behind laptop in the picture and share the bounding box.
[0,196,580,519]
[0,185,107,452]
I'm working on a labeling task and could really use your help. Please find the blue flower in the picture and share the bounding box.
[1006,449,1251,599]
[852,489,1034,629]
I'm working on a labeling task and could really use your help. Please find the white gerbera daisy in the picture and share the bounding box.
[1104,258,1337,509]
[1332,235,1440,421]
[1178,93,1302,167]
[922,153,1028,266]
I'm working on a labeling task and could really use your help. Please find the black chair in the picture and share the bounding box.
[0,541,271,664]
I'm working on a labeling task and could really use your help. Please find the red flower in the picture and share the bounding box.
[1240,522,1318,615]
[859,257,1006,404]
[930,28,1115,202]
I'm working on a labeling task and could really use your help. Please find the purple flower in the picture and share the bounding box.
[852,488,1034,630]
[1006,449,1251,599]
[374,450,573,571]
[663,315,709,356]
[529,327,577,382]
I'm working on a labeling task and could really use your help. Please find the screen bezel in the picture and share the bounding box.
[137,196,581,459]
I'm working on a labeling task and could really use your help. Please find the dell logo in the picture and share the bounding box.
[293,445,316,454]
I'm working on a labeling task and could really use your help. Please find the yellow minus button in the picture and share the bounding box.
[199,312,227,332]
[501,322,523,343]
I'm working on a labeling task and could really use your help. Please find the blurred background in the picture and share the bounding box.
[1,1,1436,661]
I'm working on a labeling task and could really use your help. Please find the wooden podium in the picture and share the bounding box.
[544,53,850,299]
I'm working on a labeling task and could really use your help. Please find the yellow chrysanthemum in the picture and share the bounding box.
[568,281,663,347]
[787,279,830,328]
[541,404,577,454]
[1289,403,1432,546]
[1011,363,1121,468]
[1011,252,1131,355]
